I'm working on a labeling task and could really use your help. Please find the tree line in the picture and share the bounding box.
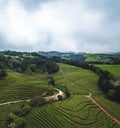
[66,61,120,103]
[0,53,59,76]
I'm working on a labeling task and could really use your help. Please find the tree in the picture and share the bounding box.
[48,76,55,86]
[0,69,7,78]
[64,86,70,98]
[18,105,32,117]
[13,117,25,128]
[42,60,59,74]
[107,89,115,100]
[57,95,63,100]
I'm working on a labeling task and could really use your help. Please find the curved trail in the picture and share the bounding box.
[0,85,119,126]
[0,88,65,106]
[0,100,25,106]
[44,87,65,101]
[84,92,120,125]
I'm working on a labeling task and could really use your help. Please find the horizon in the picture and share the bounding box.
[0,49,120,54]
[0,0,120,52]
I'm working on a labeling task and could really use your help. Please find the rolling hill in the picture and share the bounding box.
[0,63,120,128]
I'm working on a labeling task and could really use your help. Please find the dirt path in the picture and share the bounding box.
[0,100,26,106]
[44,88,65,102]
[0,88,65,106]
[84,92,120,125]
[0,92,47,106]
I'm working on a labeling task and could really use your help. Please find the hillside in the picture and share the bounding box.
[96,65,120,77]
[0,63,120,128]
[0,51,120,65]
[38,51,120,64]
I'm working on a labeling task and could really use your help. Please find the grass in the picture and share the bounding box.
[0,63,120,128]
[0,71,56,127]
[84,54,111,63]
[0,102,24,128]
[24,63,120,128]
[25,95,120,128]
[0,71,56,103]
[94,95,120,120]
[96,64,120,77]
[53,63,101,95]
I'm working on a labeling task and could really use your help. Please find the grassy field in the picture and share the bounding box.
[0,71,56,128]
[25,63,120,128]
[0,71,56,103]
[25,95,120,128]
[53,64,101,95]
[84,54,111,63]
[0,102,23,127]
[96,64,120,77]
[0,63,120,128]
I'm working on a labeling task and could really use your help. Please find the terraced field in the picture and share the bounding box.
[24,63,120,128]
[25,96,120,128]
[0,71,55,103]
[0,71,56,128]
[0,63,120,128]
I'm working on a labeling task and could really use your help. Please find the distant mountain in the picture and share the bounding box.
[0,50,120,64]
[38,51,85,62]
[38,51,120,64]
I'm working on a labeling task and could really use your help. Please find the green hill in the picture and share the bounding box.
[96,64,120,77]
[0,63,120,128]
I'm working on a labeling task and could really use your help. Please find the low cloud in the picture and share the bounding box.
[0,0,120,52]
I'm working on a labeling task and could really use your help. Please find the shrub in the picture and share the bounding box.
[0,69,7,78]
[57,95,63,100]
[18,105,32,117]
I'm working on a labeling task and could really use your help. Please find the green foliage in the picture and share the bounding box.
[57,95,63,100]
[25,95,120,128]
[0,71,55,103]
[30,97,46,107]
[7,117,25,128]
[96,65,120,77]
[17,105,32,117]
[64,86,70,98]
[42,60,59,74]
[6,105,31,128]
[0,62,120,128]
[84,54,120,64]
[48,76,55,86]
[0,51,47,73]
[0,69,7,78]
[107,89,116,99]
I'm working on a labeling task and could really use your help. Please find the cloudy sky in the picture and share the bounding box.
[0,0,120,53]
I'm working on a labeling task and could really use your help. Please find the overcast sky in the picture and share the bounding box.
[0,0,120,53]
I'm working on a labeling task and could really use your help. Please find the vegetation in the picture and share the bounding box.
[24,95,120,128]
[38,51,120,64]
[0,63,120,128]
[0,51,120,128]
[42,60,59,74]
[47,76,55,86]
[66,61,120,102]
[6,113,26,128]
[0,71,56,103]
[0,69,7,79]
[84,54,120,64]
[96,64,120,77]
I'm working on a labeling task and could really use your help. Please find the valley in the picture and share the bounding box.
[0,63,120,128]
